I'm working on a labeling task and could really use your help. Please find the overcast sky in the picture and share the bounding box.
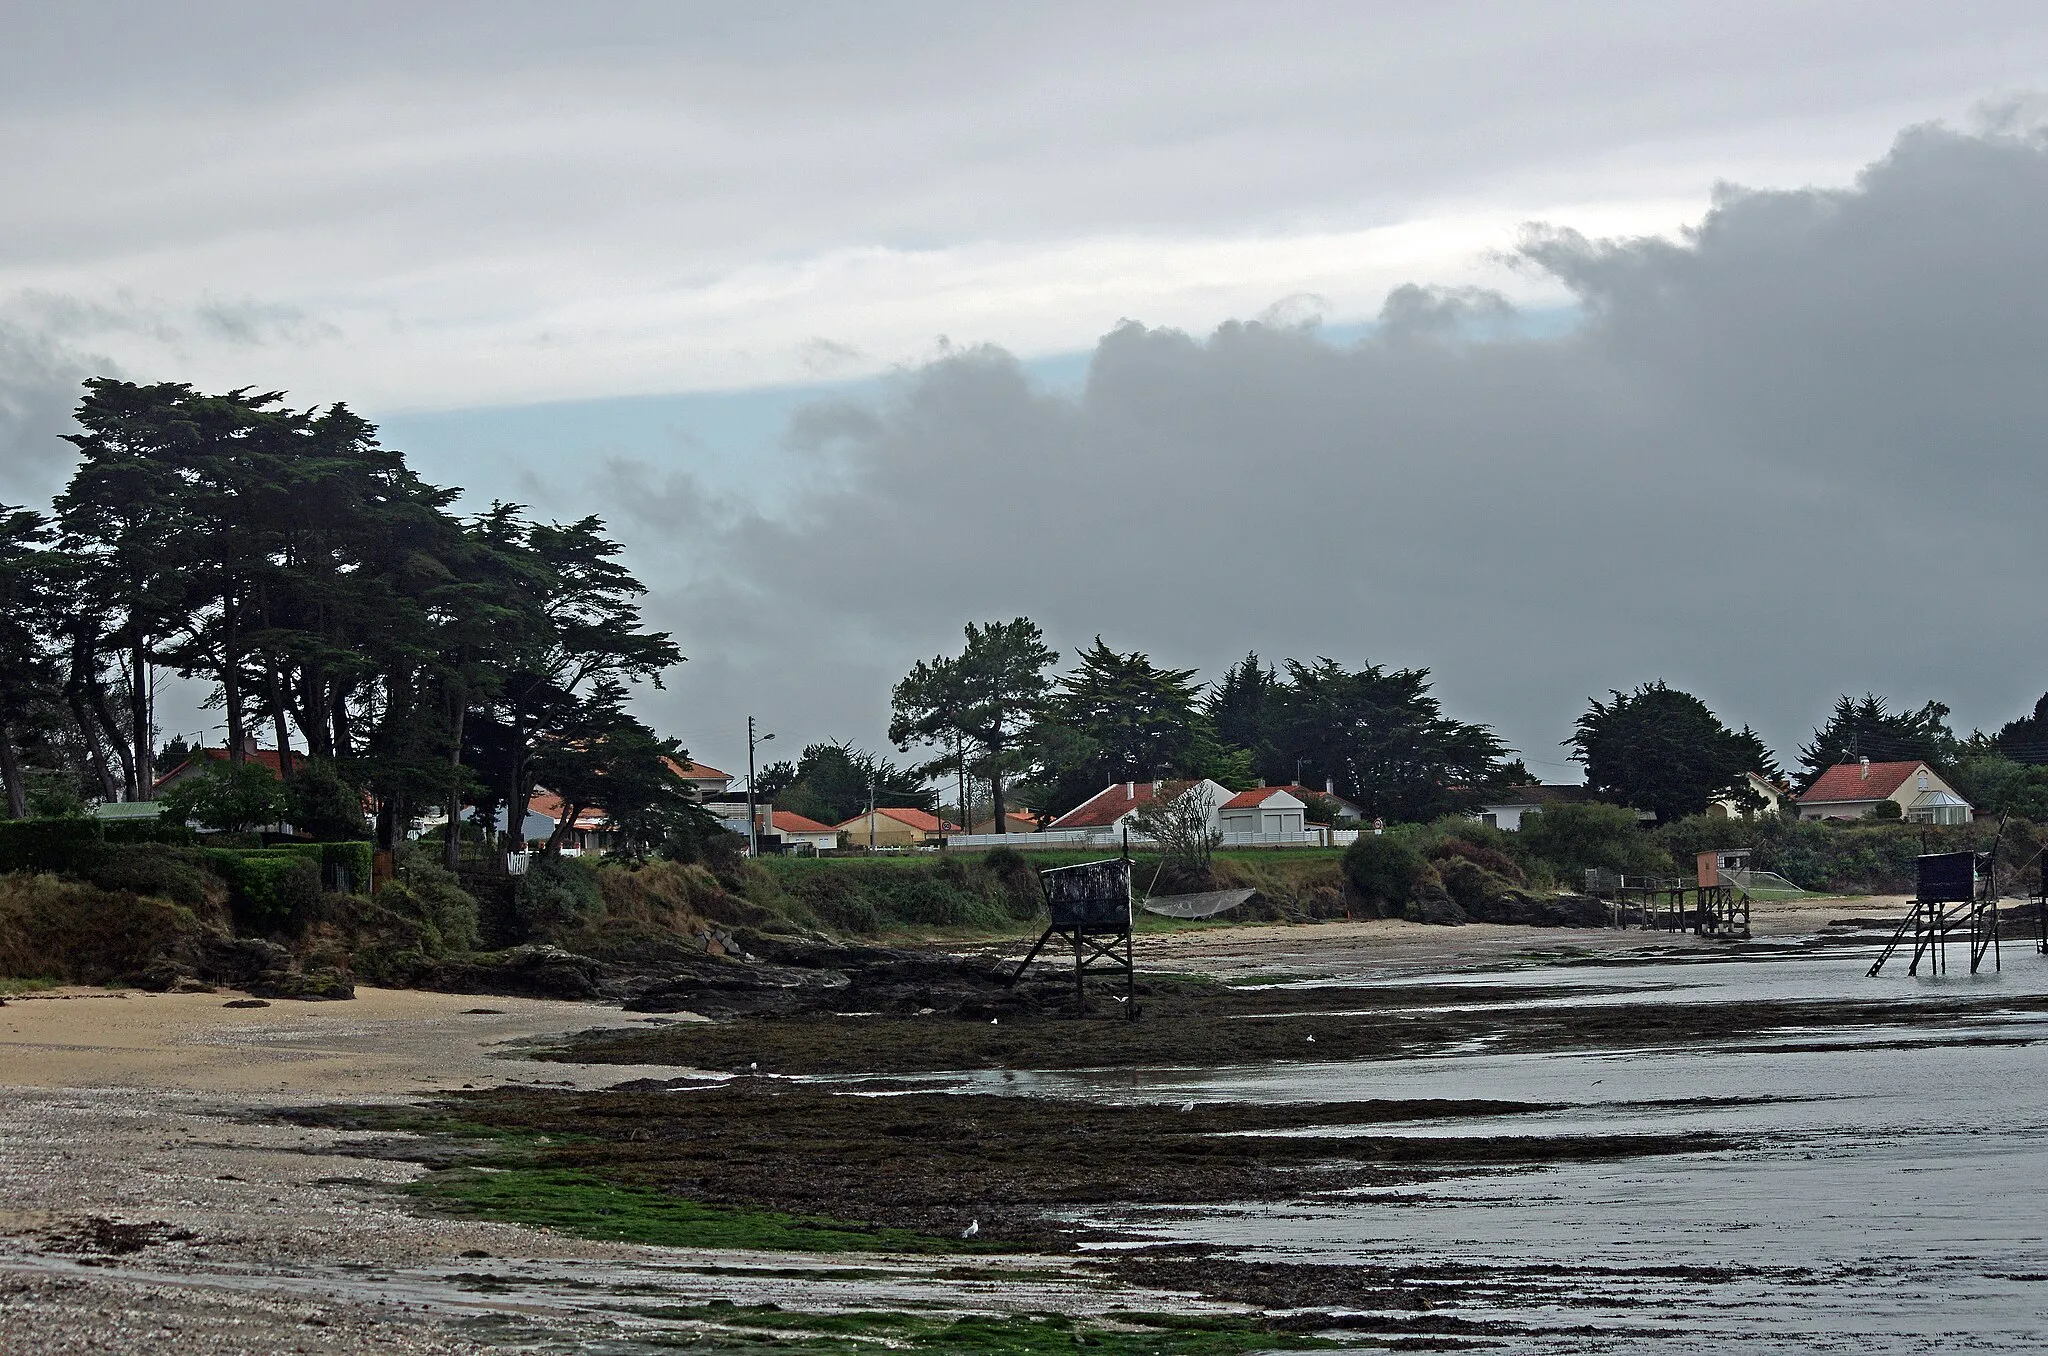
[5,3,2048,783]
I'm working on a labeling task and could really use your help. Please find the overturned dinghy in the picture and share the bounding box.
[1140,888,1255,919]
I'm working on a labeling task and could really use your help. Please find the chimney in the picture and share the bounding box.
[1859,756,1870,780]
[240,733,261,757]
[1325,777,1336,795]
[1124,781,1134,800]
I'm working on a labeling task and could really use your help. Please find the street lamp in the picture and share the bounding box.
[746,717,774,856]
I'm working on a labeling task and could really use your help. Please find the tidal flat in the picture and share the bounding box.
[5,910,2047,1352]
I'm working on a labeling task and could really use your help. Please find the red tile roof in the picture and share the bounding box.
[1221,787,1303,810]
[1799,761,1926,804]
[663,757,730,781]
[1050,781,1183,829]
[769,809,838,834]
[1267,784,1362,811]
[833,806,958,833]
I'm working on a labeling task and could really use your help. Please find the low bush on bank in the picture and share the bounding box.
[0,873,216,986]
[1651,813,2043,894]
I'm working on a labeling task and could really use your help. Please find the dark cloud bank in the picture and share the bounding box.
[652,120,2048,772]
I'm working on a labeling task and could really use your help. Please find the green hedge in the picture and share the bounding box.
[0,816,200,874]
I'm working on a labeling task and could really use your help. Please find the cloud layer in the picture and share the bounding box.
[654,121,2048,775]
[5,4,2048,407]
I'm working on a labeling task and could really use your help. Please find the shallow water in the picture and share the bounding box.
[988,942,2048,1352]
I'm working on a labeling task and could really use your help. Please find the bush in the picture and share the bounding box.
[0,818,106,874]
[515,854,605,933]
[1436,855,1517,913]
[203,848,324,929]
[1871,799,1903,820]
[387,844,481,952]
[1428,836,1525,885]
[0,873,210,986]
[159,760,287,833]
[1518,802,1671,881]
[1342,836,1424,913]
[81,844,213,908]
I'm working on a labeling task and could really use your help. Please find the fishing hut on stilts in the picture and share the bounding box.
[1582,849,1753,940]
[1008,837,1136,1015]
[1868,847,2006,977]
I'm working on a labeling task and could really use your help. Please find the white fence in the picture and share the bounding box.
[935,826,1352,851]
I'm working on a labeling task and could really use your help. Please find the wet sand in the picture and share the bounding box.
[0,900,1945,1353]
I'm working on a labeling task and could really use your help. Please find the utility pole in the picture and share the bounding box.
[746,716,774,857]
[868,775,876,852]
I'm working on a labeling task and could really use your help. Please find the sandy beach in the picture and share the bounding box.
[0,902,1919,1353]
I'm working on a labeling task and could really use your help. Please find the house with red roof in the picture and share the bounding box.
[1216,786,1308,840]
[664,758,732,800]
[1797,759,1971,824]
[759,808,841,852]
[834,805,958,848]
[1049,779,1234,834]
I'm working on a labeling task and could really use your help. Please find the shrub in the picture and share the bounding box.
[1428,836,1525,885]
[81,844,213,908]
[1518,802,1671,881]
[515,854,605,933]
[1342,836,1424,913]
[204,848,324,929]
[388,843,481,952]
[159,760,287,833]
[1436,855,1517,913]
[1872,799,1903,820]
[0,873,209,986]
[0,818,106,874]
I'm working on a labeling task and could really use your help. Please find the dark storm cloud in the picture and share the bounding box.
[652,122,2048,771]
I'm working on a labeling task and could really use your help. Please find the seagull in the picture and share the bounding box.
[1112,995,1129,1004]
[1179,1100,1196,1113]
[990,1018,999,1025]
[748,1062,759,1074]
[1305,1035,1316,1043]
[961,1219,980,1239]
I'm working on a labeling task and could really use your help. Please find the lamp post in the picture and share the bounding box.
[746,717,774,856]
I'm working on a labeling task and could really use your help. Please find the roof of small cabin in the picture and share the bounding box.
[834,806,957,833]
[1267,784,1362,811]
[1220,787,1305,811]
[1799,761,1939,804]
[768,809,838,834]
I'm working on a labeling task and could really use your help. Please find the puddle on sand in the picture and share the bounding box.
[1039,948,2048,1353]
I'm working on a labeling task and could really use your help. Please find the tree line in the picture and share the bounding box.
[885,623,2048,832]
[0,380,702,861]
[885,621,1522,830]
[1567,683,2048,824]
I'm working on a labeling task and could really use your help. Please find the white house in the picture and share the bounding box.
[1217,786,1306,839]
[1707,772,1792,820]
[1797,759,1972,824]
